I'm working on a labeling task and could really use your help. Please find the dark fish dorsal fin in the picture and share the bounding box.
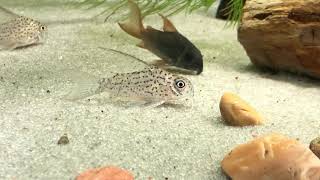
[158,14,177,32]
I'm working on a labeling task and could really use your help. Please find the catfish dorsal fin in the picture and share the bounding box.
[0,6,19,24]
[158,13,177,32]
[0,6,18,17]
[118,0,145,39]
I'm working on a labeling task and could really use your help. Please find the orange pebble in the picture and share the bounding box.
[76,166,134,180]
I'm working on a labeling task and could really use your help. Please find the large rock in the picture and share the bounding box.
[221,133,320,180]
[238,0,320,78]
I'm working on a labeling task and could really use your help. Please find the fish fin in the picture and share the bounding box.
[150,59,198,75]
[136,41,146,49]
[150,59,168,67]
[0,6,18,17]
[122,100,165,109]
[63,71,102,101]
[99,46,149,66]
[158,13,177,32]
[0,39,18,50]
[118,0,144,39]
[0,6,19,23]
[162,66,198,75]
[143,100,166,108]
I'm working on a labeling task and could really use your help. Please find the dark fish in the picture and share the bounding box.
[118,0,203,75]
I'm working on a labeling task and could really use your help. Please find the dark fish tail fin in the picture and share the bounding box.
[118,0,144,39]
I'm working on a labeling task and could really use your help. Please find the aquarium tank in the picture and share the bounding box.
[1,0,320,179]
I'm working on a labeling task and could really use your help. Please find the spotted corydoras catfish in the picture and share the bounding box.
[118,0,203,75]
[66,66,194,107]
[0,6,47,50]
[101,66,193,105]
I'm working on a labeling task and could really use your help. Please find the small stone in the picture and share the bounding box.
[310,137,320,158]
[76,166,134,180]
[57,134,69,145]
[219,92,264,126]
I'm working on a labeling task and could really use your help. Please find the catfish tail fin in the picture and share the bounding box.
[63,71,102,101]
[118,0,144,39]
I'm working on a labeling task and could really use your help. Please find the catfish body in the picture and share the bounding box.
[97,66,194,103]
[66,66,194,107]
[118,0,203,74]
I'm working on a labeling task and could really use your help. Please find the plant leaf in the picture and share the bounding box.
[77,0,244,27]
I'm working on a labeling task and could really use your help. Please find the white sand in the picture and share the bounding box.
[1,0,320,179]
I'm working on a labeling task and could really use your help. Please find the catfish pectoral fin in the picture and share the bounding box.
[158,13,177,32]
[150,60,169,67]
[136,41,146,49]
[0,39,18,50]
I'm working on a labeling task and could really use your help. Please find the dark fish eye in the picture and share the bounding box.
[176,80,185,88]
[41,26,45,30]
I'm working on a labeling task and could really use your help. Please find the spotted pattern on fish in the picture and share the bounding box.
[0,16,47,50]
[97,66,193,102]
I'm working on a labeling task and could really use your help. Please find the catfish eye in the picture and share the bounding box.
[176,80,185,88]
[41,26,45,30]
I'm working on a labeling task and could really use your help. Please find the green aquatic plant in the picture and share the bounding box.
[224,0,244,27]
[77,0,244,26]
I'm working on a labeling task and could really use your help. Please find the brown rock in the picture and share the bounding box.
[238,0,320,78]
[219,92,264,126]
[221,133,320,180]
[310,137,320,158]
[76,166,134,180]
